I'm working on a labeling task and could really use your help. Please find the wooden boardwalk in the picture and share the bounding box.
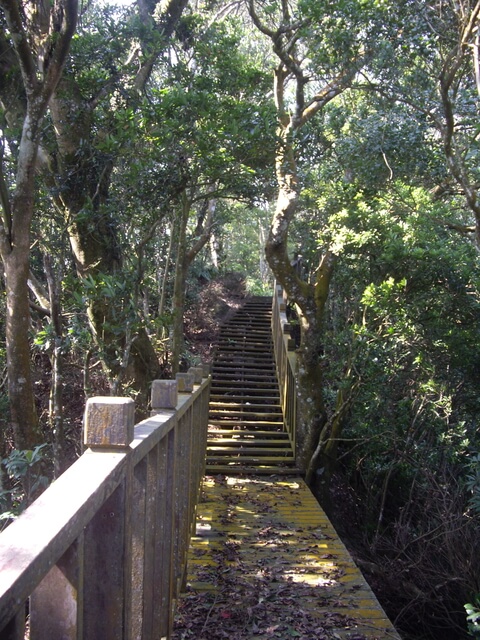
[173,475,401,640]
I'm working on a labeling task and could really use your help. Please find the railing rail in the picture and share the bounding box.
[271,284,297,459]
[0,369,210,640]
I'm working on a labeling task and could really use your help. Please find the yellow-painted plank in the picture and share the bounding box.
[172,475,401,640]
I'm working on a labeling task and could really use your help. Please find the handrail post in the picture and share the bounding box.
[82,397,135,640]
[133,380,179,640]
[29,397,135,640]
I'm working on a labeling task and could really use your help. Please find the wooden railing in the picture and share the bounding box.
[272,284,297,458]
[0,367,210,640]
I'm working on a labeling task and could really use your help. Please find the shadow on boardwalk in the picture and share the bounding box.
[172,476,401,640]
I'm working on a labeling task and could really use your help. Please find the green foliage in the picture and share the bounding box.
[0,445,50,524]
[465,596,480,638]
[327,185,480,461]
[217,202,272,293]
[81,272,143,338]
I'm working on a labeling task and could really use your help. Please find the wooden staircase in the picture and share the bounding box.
[206,297,297,474]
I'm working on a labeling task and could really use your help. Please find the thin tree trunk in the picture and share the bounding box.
[171,195,190,375]
[159,221,174,318]
[44,255,65,477]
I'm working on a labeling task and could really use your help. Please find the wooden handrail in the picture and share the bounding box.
[0,372,210,640]
[271,284,297,459]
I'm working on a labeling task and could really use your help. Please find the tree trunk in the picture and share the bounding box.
[265,121,335,476]
[44,255,65,476]
[3,246,40,450]
[0,0,77,452]
[171,196,190,375]
[44,0,190,402]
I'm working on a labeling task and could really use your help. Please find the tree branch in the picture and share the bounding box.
[0,0,38,94]
[247,0,276,38]
[0,138,12,245]
[42,0,78,99]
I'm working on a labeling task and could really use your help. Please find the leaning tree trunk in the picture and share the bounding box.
[44,0,190,402]
[0,0,77,454]
[264,90,336,475]
[267,196,335,475]
[49,84,160,406]
[247,0,357,490]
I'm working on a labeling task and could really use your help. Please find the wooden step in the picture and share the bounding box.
[220,329,271,335]
[207,429,289,438]
[207,438,291,447]
[211,380,280,389]
[207,445,293,461]
[214,355,274,362]
[209,409,282,419]
[210,402,282,410]
[213,362,276,370]
[208,420,283,429]
[218,330,271,336]
[211,375,277,385]
[209,401,281,410]
[210,394,280,403]
[216,341,272,349]
[205,465,300,475]
[206,455,295,464]
[213,360,275,369]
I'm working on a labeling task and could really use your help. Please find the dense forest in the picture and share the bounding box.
[0,0,480,638]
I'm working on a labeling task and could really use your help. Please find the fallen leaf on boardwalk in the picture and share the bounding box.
[172,477,388,640]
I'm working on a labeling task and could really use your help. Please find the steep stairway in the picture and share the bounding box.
[206,297,297,474]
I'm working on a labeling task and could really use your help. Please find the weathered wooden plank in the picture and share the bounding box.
[0,381,211,640]
[188,367,204,384]
[83,478,131,640]
[139,444,160,638]
[152,429,176,638]
[30,536,83,640]
[130,456,147,640]
[175,373,194,392]
[130,376,210,465]
[84,397,135,449]
[0,607,25,640]
[173,406,193,593]
[151,380,178,411]
[130,413,176,465]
